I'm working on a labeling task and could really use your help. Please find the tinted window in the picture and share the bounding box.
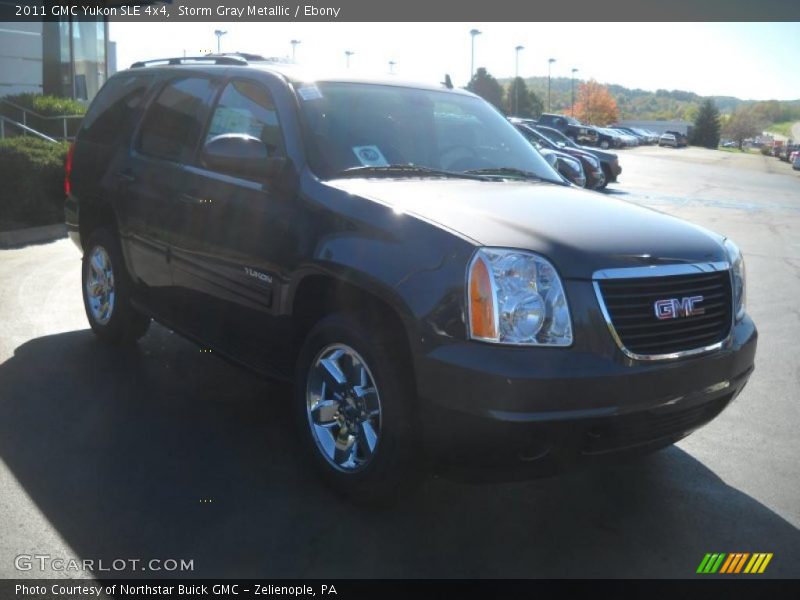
[137,77,216,163]
[79,74,154,145]
[205,80,284,157]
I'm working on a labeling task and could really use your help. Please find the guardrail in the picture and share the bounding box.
[0,99,83,140]
[0,115,59,143]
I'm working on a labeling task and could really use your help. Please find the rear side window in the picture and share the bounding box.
[79,74,154,145]
[137,77,216,163]
[205,80,285,157]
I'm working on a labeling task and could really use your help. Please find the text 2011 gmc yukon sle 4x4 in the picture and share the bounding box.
[65,55,757,501]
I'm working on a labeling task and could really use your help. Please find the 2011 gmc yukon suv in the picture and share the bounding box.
[65,55,757,501]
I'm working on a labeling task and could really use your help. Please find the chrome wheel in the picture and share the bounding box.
[305,343,382,472]
[85,245,115,325]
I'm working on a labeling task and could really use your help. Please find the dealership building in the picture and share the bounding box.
[617,119,694,137]
[0,13,116,103]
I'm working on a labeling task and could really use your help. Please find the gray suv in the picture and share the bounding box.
[65,55,757,501]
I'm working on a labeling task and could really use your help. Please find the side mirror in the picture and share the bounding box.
[201,134,284,180]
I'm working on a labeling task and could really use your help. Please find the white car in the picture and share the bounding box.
[659,133,678,148]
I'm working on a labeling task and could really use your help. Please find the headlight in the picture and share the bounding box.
[467,248,572,346]
[724,238,746,320]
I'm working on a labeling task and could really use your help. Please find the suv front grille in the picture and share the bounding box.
[596,270,733,358]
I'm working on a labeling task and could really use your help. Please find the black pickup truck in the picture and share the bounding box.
[536,113,599,145]
[65,55,756,502]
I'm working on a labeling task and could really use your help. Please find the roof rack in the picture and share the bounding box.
[208,52,267,61]
[130,55,248,68]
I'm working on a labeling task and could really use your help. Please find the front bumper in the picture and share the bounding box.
[415,315,756,470]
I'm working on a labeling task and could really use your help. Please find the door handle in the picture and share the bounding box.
[179,192,209,205]
[115,170,136,184]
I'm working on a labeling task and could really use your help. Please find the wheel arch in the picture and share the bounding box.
[78,198,119,252]
[289,271,418,389]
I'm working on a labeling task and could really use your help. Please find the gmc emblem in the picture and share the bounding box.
[654,296,705,320]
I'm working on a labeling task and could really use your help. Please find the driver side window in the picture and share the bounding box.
[205,80,285,158]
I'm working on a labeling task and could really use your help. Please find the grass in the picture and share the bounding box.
[717,146,758,154]
[766,121,796,138]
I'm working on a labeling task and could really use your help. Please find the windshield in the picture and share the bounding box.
[295,81,561,182]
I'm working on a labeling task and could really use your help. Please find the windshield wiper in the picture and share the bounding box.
[333,164,488,181]
[463,167,549,181]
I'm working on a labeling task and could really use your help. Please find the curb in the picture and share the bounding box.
[0,223,67,249]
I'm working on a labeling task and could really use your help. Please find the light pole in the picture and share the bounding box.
[547,57,556,112]
[469,29,482,81]
[345,50,355,69]
[388,60,396,74]
[571,68,578,117]
[290,39,301,62]
[514,45,524,116]
[214,29,227,54]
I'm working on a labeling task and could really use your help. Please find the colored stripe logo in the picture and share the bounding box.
[697,553,773,574]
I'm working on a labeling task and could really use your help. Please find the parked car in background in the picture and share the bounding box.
[609,128,640,147]
[793,154,800,170]
[537,113,599,145]
[779,144,798,162]
[593,127,623,149]
[659,133,679,148]
[665,130,688,147]
[511,118,606,189]
[535,125,622,188]
[635,128,660,144]
[789,149,799,164]
[614,127,649,144]
[540,148,587,188]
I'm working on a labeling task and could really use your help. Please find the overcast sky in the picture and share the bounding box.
[110,22,800,101]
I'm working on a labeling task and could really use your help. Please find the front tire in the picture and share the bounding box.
[82,228,150,345]
[294,313,419,503]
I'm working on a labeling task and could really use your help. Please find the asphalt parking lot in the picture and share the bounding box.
[0,146,798,579]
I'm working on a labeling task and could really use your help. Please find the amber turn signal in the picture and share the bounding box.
[469,256,497,341]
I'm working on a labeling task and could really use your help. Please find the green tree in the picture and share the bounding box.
[691,98,721,149]
[504,77,543,118]
[527,89,544,119]
[723,106,766,148]
[467,67,504,111]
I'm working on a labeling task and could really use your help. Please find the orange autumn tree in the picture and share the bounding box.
[573,79,619,126]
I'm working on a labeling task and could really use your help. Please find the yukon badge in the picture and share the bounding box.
[654,296,705,320]
[244,267,272,284]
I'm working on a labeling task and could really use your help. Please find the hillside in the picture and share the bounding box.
[499,76,800,122]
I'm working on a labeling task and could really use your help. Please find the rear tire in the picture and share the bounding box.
[82,228,150,345]
[293,313,420,504]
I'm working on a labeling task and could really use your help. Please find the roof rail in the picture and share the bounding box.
[207,52,267,61]
[130,55,248,68]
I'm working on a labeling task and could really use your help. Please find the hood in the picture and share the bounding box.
[325,178,726,279]
[579,146,618,161]
[561,146,601,163]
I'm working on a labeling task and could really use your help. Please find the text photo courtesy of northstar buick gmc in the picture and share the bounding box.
[64,54,756,502]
